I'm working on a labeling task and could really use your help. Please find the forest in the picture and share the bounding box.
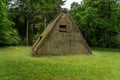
[0,0,120,49]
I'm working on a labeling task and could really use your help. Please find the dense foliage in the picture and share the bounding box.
[70,0,120,48]
[0,0,20,46]
[8,0,64,45]
[0,0,120,48]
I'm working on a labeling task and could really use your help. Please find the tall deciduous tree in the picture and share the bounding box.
[70,0,120,48]
[0,0,20,46]
[9,0,64,45]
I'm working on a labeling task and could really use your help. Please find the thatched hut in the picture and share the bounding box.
[32,10,92,55]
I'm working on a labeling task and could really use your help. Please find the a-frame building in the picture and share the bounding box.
[32,11,92,55]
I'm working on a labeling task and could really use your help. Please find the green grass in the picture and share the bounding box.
[0,46,120,80]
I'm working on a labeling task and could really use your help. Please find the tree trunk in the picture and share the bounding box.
[26,20,29,46]
[108,3,111,18]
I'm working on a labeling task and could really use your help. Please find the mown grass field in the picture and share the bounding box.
[0,46,120,80]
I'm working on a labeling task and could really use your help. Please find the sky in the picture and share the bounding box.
[61,0,82,9]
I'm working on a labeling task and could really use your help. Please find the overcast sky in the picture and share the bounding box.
[61,0,82,9]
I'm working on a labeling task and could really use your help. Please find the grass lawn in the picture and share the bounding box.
[0,46,120,80]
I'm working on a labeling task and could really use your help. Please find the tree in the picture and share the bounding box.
[70,0,120,48]
[8,0,64,45]
[0,0,20,46]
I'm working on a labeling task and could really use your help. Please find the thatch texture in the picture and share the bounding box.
[32,12,92,55]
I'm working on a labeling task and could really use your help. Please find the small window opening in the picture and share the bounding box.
[59,25,67,32]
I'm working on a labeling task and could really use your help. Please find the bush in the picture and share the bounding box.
[0,27,21,46]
